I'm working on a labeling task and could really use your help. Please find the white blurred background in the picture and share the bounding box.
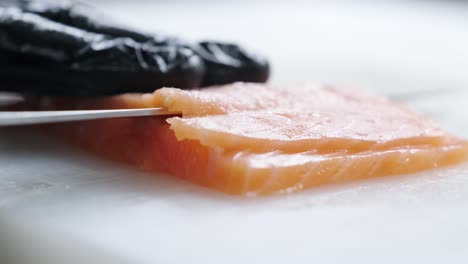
[88,0,468,90]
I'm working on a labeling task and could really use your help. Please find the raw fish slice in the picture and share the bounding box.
[49,118,468,195]
[35,82,468,195]
[167,110,444,153]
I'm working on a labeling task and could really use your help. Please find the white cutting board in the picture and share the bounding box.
[1,1,468,263]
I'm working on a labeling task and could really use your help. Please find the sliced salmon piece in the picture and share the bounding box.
[40,83,468,195]
[167,110,444,153]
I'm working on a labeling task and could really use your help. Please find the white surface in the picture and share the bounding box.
[1,1,468,263]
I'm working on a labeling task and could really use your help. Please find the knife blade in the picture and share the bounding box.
[0,108,177,126]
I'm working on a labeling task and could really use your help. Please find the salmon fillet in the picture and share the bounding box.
[39,83,468,195]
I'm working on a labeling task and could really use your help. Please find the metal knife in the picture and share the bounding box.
[0,108,177,126]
